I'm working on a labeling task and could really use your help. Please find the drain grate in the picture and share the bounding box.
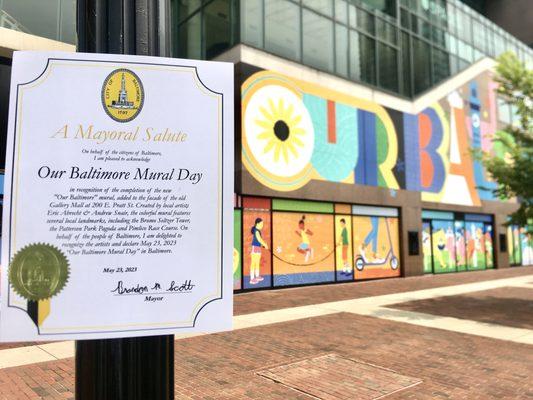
[257,354,422,400]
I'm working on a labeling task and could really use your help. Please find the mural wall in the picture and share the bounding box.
[507,225,533,266]
[422,212,494,274]
[233,197,401,289]
[241,70,512,206]
[242,197,272,289]
[352,216,400,280]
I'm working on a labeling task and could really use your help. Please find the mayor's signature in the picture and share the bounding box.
[111,279,195,295]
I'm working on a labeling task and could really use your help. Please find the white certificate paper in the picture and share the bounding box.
[0,51,233,341]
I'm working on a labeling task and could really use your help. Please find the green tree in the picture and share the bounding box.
[479,52,532,228]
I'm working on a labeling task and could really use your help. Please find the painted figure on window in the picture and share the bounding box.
[337,218,352,275]
[295,215,314,262]
[422,226,432,272]
[455,229,466,267]
[521,230,532,265]
[250,218,268,285]
[435,230,447,269]
[362,216,380,261]
[445,226,455,269]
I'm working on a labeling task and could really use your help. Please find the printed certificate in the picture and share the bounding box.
[0,51,233,341]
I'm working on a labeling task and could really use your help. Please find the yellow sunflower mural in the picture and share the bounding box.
[242,79,315,191]
[255,98,306,164]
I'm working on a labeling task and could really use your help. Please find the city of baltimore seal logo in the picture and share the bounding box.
[8,243,70,301]
[101,68,144,123]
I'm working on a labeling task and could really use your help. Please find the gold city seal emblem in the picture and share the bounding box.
[8,243,70,301]
[101,68,144,123]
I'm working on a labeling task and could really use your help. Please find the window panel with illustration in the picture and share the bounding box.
[242,200,273,289]
[352,216,400,280]
[272,212,335,287]
[431,220,457,273]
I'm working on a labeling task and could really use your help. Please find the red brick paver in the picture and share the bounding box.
[234,266,533,315]
[390,286,533,329]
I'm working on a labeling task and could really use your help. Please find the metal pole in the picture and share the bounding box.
[75,1,174,399]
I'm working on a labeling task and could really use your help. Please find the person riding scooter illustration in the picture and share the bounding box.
[360,216,383,262]
[355,217,398,271]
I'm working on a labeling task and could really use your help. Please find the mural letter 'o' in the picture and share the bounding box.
[242,78,315,191]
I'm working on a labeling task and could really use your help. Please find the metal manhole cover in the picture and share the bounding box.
[257,354,422,400]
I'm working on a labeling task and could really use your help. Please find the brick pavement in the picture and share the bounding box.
[390,286,533,330]
[0,267,532,399]
[234,266,533,315]
[1,312,532,399]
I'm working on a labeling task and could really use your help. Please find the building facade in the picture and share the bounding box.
[0,0,531,292]
[172,0,533,290]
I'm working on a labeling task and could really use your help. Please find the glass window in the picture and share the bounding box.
[421,20,432,41]
[59,0,76,44]
[400,32,412,97]
[241,0,264,48]
[348,4,357,27]
[357,9,375,35]
[432,26,446,47]
[378,42,398,92]
[335,24,349,76]
[204,0,232,59]
[449,54,460,75]
[178,0,203,23]
[485,27,494,56]
[376,19,397,45]
[265,0,301,61]
[334,0,348,23]
[432,47,450,84]
[410,13,418,33]
[413,37,431,94]
[361,0,396,16]
[455,9,471,42]
[472,19,486,52]
[458,58,469,71]
[178,13,202,59]
[1,0,61,42]
[497,97,512,124]
[447,4,457,33]
[350,31,376,85]
[303,10,334,72]
[493,32,505,56]
[448,34,457,55]
[400,8,410,29]
[458,39,473,62]
[303,0,333,16]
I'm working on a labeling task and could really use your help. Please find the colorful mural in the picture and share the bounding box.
[242,198,272,289]
[431,220,457,273]
[507,226,517,265]
[335,215,353,281]
[520,228,533,265]
[241,70,511,207]
[506,225,532,267]
[512,225,522,265]
[234,209,242,290]
[272,211,335,287]
[422,222,433,273]
[352,216,400,280]
[454,221,467,272]
[466,221,486,270]
[233,198,403,290]
[484,224,494,268]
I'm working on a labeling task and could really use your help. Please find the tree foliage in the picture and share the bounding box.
[479,52,532,228]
